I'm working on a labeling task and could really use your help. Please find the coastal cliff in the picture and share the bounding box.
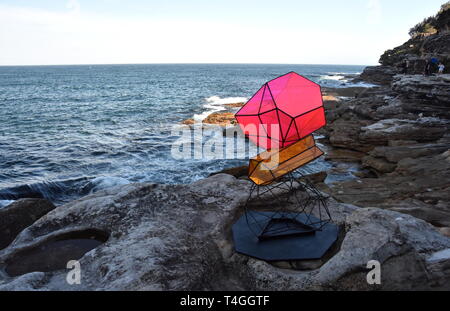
[321,3,450,232]
[379,2,450,72]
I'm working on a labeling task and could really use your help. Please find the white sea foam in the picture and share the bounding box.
[327,71,362,75]
[0,200,15,209]
[321,75,347,81]
[193,96,248,122]
[89,176,130,193]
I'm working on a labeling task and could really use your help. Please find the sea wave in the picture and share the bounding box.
[318,73,376,88]
[87,176,130,193]
[0,176,132,206]
[193,96,248,122]
[320,75,347,81]
[0,200,15,209]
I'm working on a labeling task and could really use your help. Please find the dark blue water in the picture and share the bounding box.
[0,64,368,206]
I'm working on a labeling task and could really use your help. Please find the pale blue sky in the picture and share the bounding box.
[0,0,446,65]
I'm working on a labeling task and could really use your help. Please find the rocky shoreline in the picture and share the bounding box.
[1,6,450,291]
[1,175,450,290]
[1,69,449,290]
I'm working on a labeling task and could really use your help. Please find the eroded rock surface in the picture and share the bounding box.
[0,199,55,250]
[0,175,449,291]
[322,70,450,233]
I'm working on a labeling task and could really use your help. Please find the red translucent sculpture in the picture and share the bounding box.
[235,72,326,150]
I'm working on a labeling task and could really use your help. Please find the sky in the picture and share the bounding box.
[0,0,446,66]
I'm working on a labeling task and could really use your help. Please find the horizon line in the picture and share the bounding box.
[0,62,374,67]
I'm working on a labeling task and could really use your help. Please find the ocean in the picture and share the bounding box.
[0,64,369,207]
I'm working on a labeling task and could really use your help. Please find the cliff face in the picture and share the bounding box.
[379,2,450,72]
[322,3,450,235]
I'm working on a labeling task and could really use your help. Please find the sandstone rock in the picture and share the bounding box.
[203,112,236,127]
[328,119,374,152]
[360,66,398,85]
[322,95,339,102]
[0,199,55,250]
[439,228,450,238]
[0,174,251,291]
[362,156,397,174]
[181,118,195,125]
[233,208,450,291]
[322,87,368,98]
[369,140,450,163]
[392,75,450,118]
[359,118,447,146]
[392,75,450,104]
[325,148,367,162]
[181,111,238,127]
[329,151,450,227]
[0,175,449,291]
[224,102,245,108]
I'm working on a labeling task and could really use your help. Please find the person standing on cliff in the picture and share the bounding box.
[424,59,432,76]
[402,59,410,74]
[405,59,410,74]
[438,63,445,75]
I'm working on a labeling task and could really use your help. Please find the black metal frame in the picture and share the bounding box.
[243,169,332,241]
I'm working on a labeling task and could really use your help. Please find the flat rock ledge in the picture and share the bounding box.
[0,174,449,291]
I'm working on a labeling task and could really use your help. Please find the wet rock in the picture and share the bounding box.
[302,171,328,184]
[362,156,397,174]
[360,66,399,85]
[203,112,237,127]
[5,229,108,277]
[181,118,195,125]
[210,166,248,178]
[0,199,55,250]
[181,111,238,127]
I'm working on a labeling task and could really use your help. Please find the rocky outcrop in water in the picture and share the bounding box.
[359,66,399,85]
[0,174,449,291]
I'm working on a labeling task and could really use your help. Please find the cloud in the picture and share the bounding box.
[66,0,81,15]
[0,4,381,65]
[367,0,382,25]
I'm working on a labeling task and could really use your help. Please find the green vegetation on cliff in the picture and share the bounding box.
[380,1,450,68]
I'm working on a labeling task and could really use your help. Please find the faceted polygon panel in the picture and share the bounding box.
[294,107,326,139]
[248,135,324,186]
[235,72,325,150]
